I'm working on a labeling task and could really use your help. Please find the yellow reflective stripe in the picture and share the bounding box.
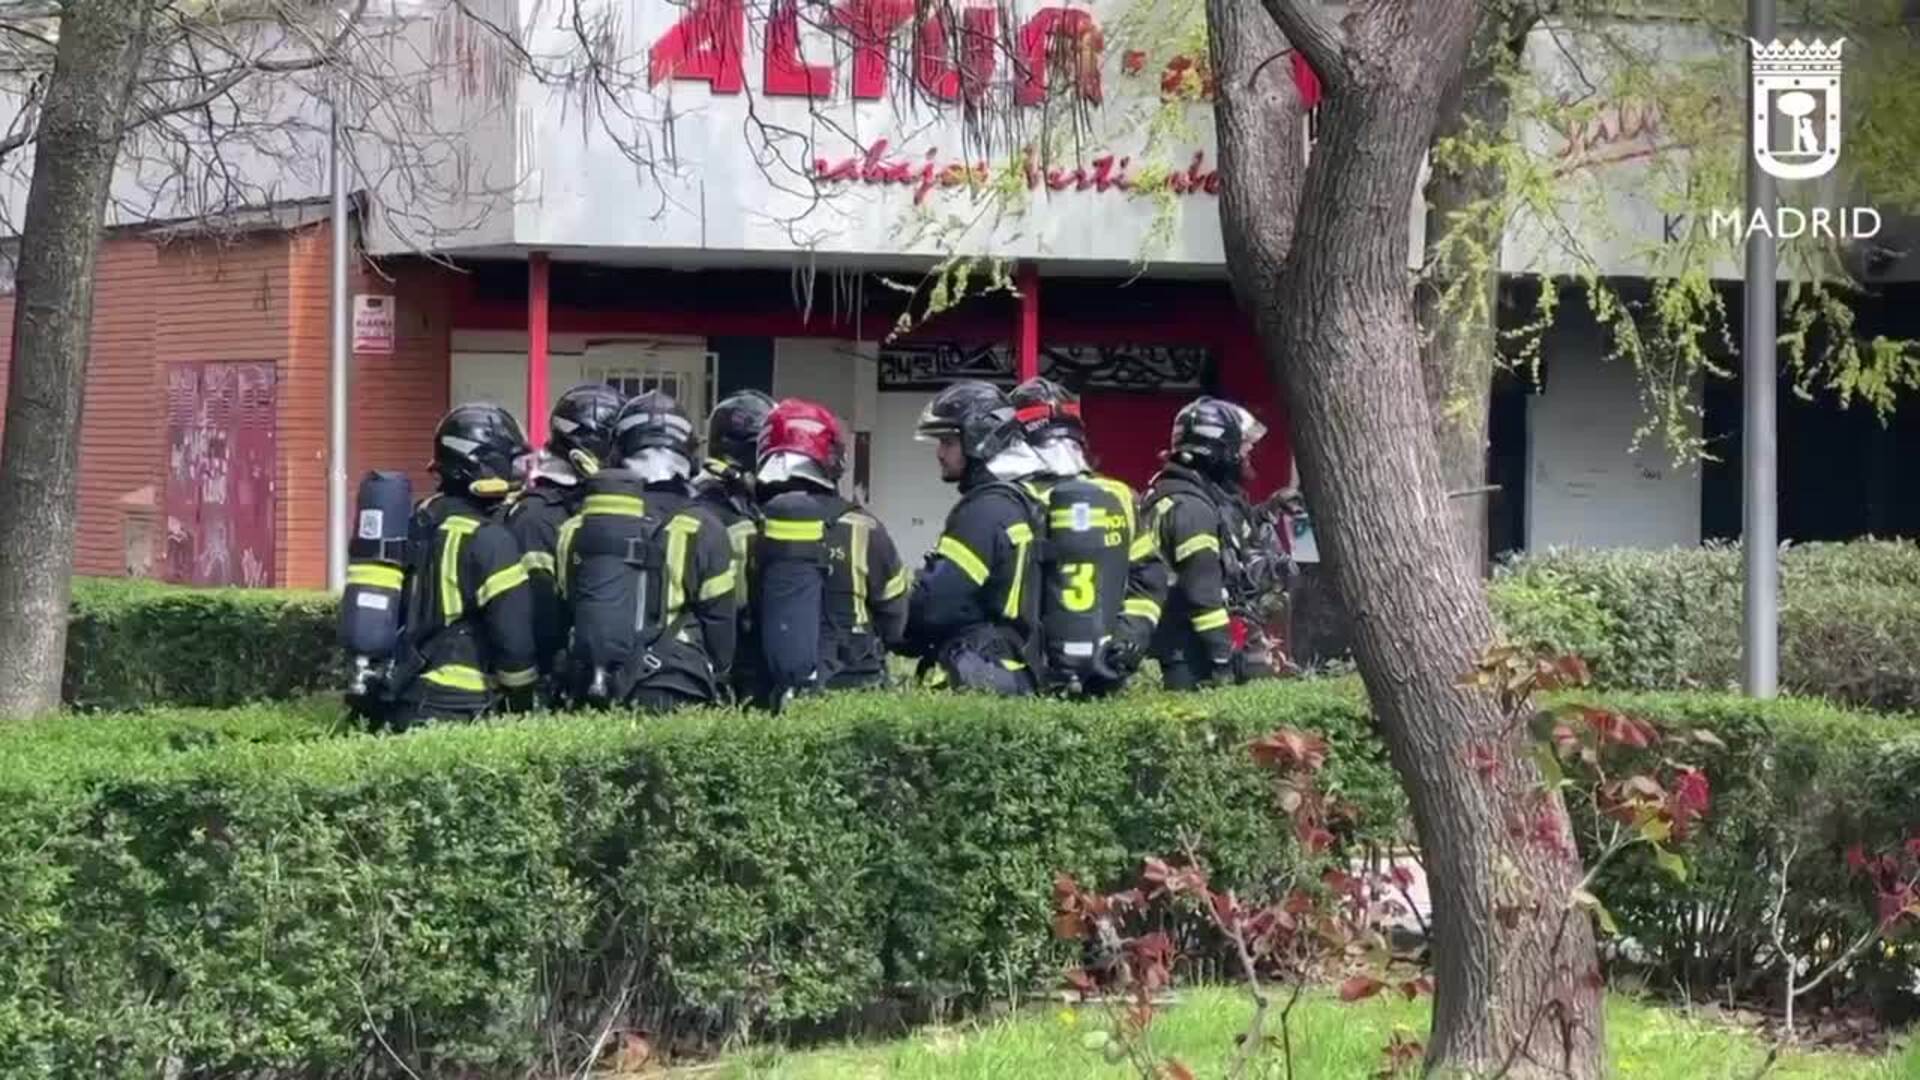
[521,551,556,575]
[496,667,538,689]
[1092,476,1139,535]
[476,562,528,607]
[1192,608,1230,632]
[936,535,990,586]
[555,518,582,598]
[1004,521,1033,621]
[422,664,488,692]
[881,566,910,602]
[438,518,479,622]
[848,515,871,630]
[583,493,645,517]
[1000,658,1027,671]
[348,563,403,590]
[1174,534,1221,562]
[727,519,756,604]
[1047,509,1124,530]
[765,517,826,542]
[698,569,736,602]
[664,515,701,620]
[1129,532,1157,562]
[1124,597,1163,625]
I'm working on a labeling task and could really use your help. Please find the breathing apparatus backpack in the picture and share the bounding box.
[1033,475,1130,690]
[339,471,413,699]
[566,477,690,705]
[753,489,836,709]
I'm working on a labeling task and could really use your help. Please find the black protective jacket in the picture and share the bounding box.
[391,493,539,721]
[905,467,1042,689]
[1144,463,1249,683]
[692,462,762,695]
[754,485,909,700]
[501,480,583,681]
[556,473,738,706]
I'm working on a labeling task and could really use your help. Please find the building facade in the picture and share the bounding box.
[1,1,1915,589]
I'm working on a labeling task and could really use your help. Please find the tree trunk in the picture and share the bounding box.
[0,0,153,720]
[1416,6,1536,577]
[1210,2,1604,1077]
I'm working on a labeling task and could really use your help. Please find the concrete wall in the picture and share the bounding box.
[1526,315,1702,550]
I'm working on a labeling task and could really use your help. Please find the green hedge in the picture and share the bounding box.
[1491,541,1920,710]
[1568,692,1920,1010]
[0,681,1399,1077]
[63,578,338,711]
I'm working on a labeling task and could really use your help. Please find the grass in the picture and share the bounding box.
[670,988,1920,1079]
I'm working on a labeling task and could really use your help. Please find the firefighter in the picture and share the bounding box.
[903,380,1049,695]
[751,398,909,709]
[1009,377,1169,694]
[502,383,624,690]
[555,391,737,714]
[692,389,775,700]
[384,403,540,728]
[1144,396,1269,690]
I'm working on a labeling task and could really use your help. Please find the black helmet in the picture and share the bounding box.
[1171,396,1266,472]
[915,380,1020,463]
[1009,377,1085,447]
[706,389,776,470]
[613,389,697,461]
[433,402,528,499]
[549,383,625,474]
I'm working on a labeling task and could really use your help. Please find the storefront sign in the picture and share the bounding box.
[352,295,395,354]
[650,0,1104,104]
[813,140,1221,204]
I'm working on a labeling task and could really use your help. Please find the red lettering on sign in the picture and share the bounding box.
[648,0,745,93]
[812,141,1214,203]
[1017,8,1103,105]
[917,7,998,102]
[835,0,915,99]
[765,1,833,96]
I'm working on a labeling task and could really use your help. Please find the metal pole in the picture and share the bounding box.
[326,95,351,593]
[1743,0,1778,698]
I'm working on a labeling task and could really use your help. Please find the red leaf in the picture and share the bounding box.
[1284,890,1315,915]
[1210,890,1240,926]
[1846,845,1869,874]
[1162,1062,1196,1080]
[1389,865,1416,890]
[1142,857,1172,887]
[1398,979,1422,1001]
[1065,968,1095,994]
[1134,931,1175,966]
[1302,826,1336,854]
[1339,975,1386,1002]
[1122,49,1147,75]
[1905,835,1920,861]
[1053,872,1079,906]
[1467,743,1501,780]
[1053,912,1085,940]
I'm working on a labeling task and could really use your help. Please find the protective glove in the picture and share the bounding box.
[1099,636,1143,679]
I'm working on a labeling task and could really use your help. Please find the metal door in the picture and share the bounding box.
[164,361,278,587]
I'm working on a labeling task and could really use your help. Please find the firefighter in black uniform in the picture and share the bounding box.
[1009,378,1169,693]
[386,403,540,728]
[1145,397,1269,690]
[751,398,909,709]
[903,380,1049,695]
[691,389,775,700]
[502,383,624,691]
[555,391,737,714]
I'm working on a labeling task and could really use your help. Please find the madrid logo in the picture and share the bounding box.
[1750,37,1844,181]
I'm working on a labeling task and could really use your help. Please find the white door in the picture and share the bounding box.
[449,352,588,436]
[580,338,715,428]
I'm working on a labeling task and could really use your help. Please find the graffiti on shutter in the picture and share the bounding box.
[164,362,277,587]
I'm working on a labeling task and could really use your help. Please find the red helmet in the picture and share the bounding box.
[757,398,847,483]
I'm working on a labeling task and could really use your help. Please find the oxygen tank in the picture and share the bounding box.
[755,490,830,707]
[1040,476,1128,688]
[339,470,413,696]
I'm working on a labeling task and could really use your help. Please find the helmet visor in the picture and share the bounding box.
[914,400,960,444]
[1232,405,1268,456]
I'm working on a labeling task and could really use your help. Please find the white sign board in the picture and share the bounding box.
[352,294,395,354]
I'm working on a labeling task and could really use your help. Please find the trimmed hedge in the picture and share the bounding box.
[1492,541,1920,710]
[63,579,338,711]
[0,681,1398,1077]
[1568,692,1920,1011]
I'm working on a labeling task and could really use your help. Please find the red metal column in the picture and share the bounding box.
[1016,262,1040,380]
[527,251,551,446]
